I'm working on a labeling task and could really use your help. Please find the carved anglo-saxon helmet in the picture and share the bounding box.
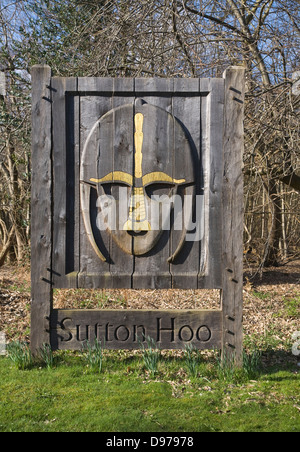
[81,99,195,263]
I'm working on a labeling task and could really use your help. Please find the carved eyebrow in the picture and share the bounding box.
[90,171,133,186]
[90,171,186,187]
[142,172,186,186]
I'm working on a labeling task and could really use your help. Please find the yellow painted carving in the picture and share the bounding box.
[91,171,185,187]
[90,112,186,235]
[123,220,151,232]
[90,113,186,188]
[123,187,151,232]
[134,113,144,179]
[142,172,186,186]
[90,171,133,186]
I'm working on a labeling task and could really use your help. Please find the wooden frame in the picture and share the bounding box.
[31,66,245,363]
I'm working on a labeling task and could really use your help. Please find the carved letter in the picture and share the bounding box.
[76,324,89,342]
[60,318,73,342]
[178,325,194,342]
[114,325,130,342]
[133,325,146,342]
[196,325,211,342]
[156,317,175,342]
[105,323,114,342]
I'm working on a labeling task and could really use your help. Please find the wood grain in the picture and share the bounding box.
[49,76,229,290]
[31,70,244,357]
[51,309,222,350]
[52,77,78,288]
[222,67,245,365]
[30,65,53,352]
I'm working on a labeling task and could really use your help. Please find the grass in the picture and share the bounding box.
[253,290,272,301]
[0,267,299,431]
[0,349,299,432]
[6,341,33,370]
[184,344,202,377]
[82,339,104,373]
[274,296,300,319]
[39,344,55,370]
[139,336,161,376]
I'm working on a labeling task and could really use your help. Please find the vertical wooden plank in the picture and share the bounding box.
[73,96,81,274]
[199,78,224,289]
[30,65,52,352]
[78,81,135,288]
[79,93,113,288]
[109,89,135,288]
[171,79,201,289]
[132,80,174,289]
[222,67,245,365]
[52,77,78,288]
[198,80,210,285]
[65,93,80,279]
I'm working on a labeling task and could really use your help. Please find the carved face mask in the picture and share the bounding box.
[80,99,195,262]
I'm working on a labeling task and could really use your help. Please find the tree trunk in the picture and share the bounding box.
[264,179,282,266]
[0,226,15,267]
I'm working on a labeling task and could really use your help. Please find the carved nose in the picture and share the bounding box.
[123,187,151,232]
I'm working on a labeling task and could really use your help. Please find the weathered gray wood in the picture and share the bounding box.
[135,79,173,113]
[132,88,174,289]
[51,309,222,350]
[78,77,134,94]
[52,77,78,288]
[198,79,210,286]
[171,81,201,289]
[200,78,224,290]
[79,92,135,288]
[49,76,229,290]
[78,77,113,93]
[30,65,53,353]
[222,67,245,365]
[174,78,199,93]
[31,71,245,357]
[79,93,112,288]
[109,98,134,288]
[135,78,174,93]
[66,94,80,279]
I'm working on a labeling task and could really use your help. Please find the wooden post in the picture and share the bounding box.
[31,65,53,353]
[222,67,245,366]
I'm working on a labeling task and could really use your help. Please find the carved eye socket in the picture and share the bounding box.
[145,183,175,199]
[101,183,131,200]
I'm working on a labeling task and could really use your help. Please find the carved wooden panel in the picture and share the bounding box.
[31,69,244,360]
[51,309,222,351]
[50,78,224,290]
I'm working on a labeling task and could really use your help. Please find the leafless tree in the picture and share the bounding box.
[0,1,32,264]
[0,0,299,266]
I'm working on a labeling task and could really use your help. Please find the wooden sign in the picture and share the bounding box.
[31,67,245,363]
[51,310,222,351]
